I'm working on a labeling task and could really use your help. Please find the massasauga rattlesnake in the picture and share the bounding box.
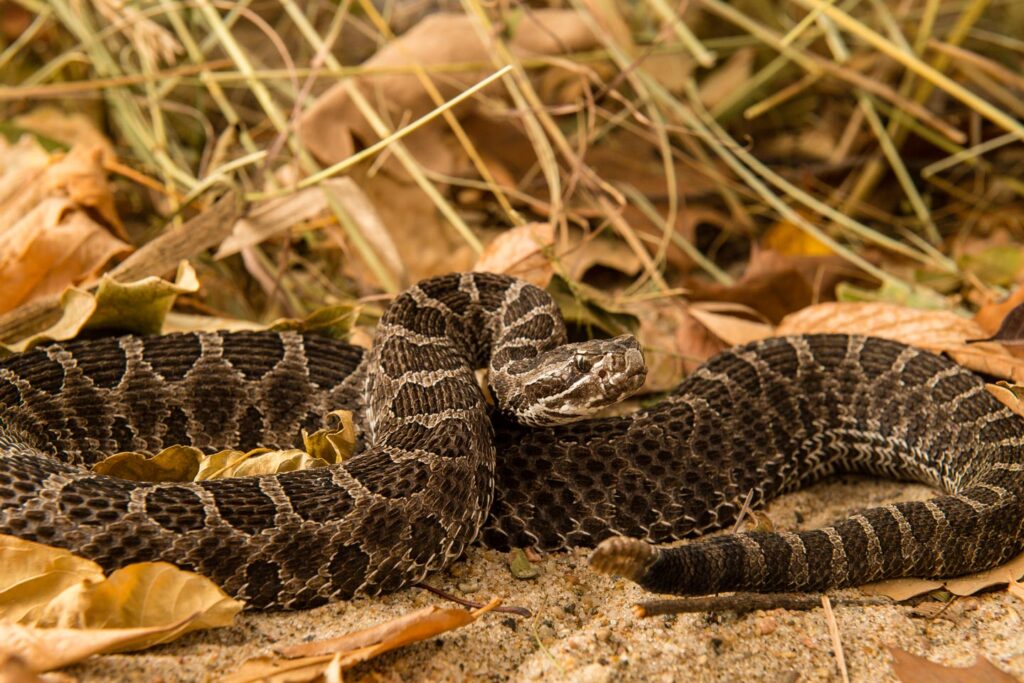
[0,272,1022,609]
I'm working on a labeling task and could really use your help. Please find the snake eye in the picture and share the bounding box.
[575,355,592,372]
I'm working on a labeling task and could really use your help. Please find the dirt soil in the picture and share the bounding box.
[69,477,1024,682]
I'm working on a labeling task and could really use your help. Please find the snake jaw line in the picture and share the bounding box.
[590,537,658,582]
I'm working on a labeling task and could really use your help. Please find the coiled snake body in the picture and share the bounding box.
[0,272,1022,608]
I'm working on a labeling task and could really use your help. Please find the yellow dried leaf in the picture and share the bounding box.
[302,410,357,464]
[225,600,501,683]
[270,304,364,340]
[762,219,834,257]
[195,449,330,480]
[0,536,105,625]
[2,261,199,354]
[42,562,241,638]
[92,446,203,482]
[0,534,241,659]
[84,260,199,336]
[986,383,1024,418]
[0,615,200,672]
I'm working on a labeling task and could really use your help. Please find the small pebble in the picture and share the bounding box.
[756,616,778,636]
[595,628,612,643]
[509,548,541,579]
[458,581,480,593]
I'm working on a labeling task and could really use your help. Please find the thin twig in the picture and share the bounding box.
[415,582,532,618]
[635,593,892,617]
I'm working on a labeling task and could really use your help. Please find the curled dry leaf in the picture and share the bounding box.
[889,647,1018,683]
[987,383,1024,419]
[2,261,199,354]
[93,410,355,482]
[0,535,241,666]
[225,599,502,683]
[778,302,1024,383]
[0,536,105,625]
[473,222,555,288]
[0,138,130,315]
[973,300,1024,346]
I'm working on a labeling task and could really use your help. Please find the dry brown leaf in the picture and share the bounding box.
[94,412,353,483]
[687,302,774,346]
[889,647,1018,683]
[975,286,1024,336]
[0,198,130,315]
[699,47,755,110]
[987,383,1024,418]
[861,547,1024,601]
[473,222,555,288]
[358,172,476,283]
[321,178,405,287]
[778,302,1024,383]
[0,139,129,314]
[2,261,199,353]
[0,535,105,625]
[0,615,200,672]
[634,300,725,391]
[0,534,241,652]
[0,652,49,683]
[225,600,502,683]
[688,248,854,324]
[13,109,116,164]
[298,10,598,168]
[215,185,336,259]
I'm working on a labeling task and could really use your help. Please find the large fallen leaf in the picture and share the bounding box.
[225,599,502,683]
[861,547,1024,601]
[0,537,105,625]
[0,615,201,672]
[687,302,774,347]
[777,302,1024,383]
[298,10,599,167]
[688,248,856,324]
[0,139,130,314]
[0,652,50,682]
[0,535,241,658]
[890,647,1018,683]
[2,261,199,353]
[474,222,555,288]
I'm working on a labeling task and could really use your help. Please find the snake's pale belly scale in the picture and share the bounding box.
[0,272,1022,607]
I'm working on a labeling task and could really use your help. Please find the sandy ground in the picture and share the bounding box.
[68,477,1024,682]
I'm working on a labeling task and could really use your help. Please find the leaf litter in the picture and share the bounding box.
[4,0,1024,679]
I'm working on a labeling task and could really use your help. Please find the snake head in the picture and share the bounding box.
[496,334,647,427]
